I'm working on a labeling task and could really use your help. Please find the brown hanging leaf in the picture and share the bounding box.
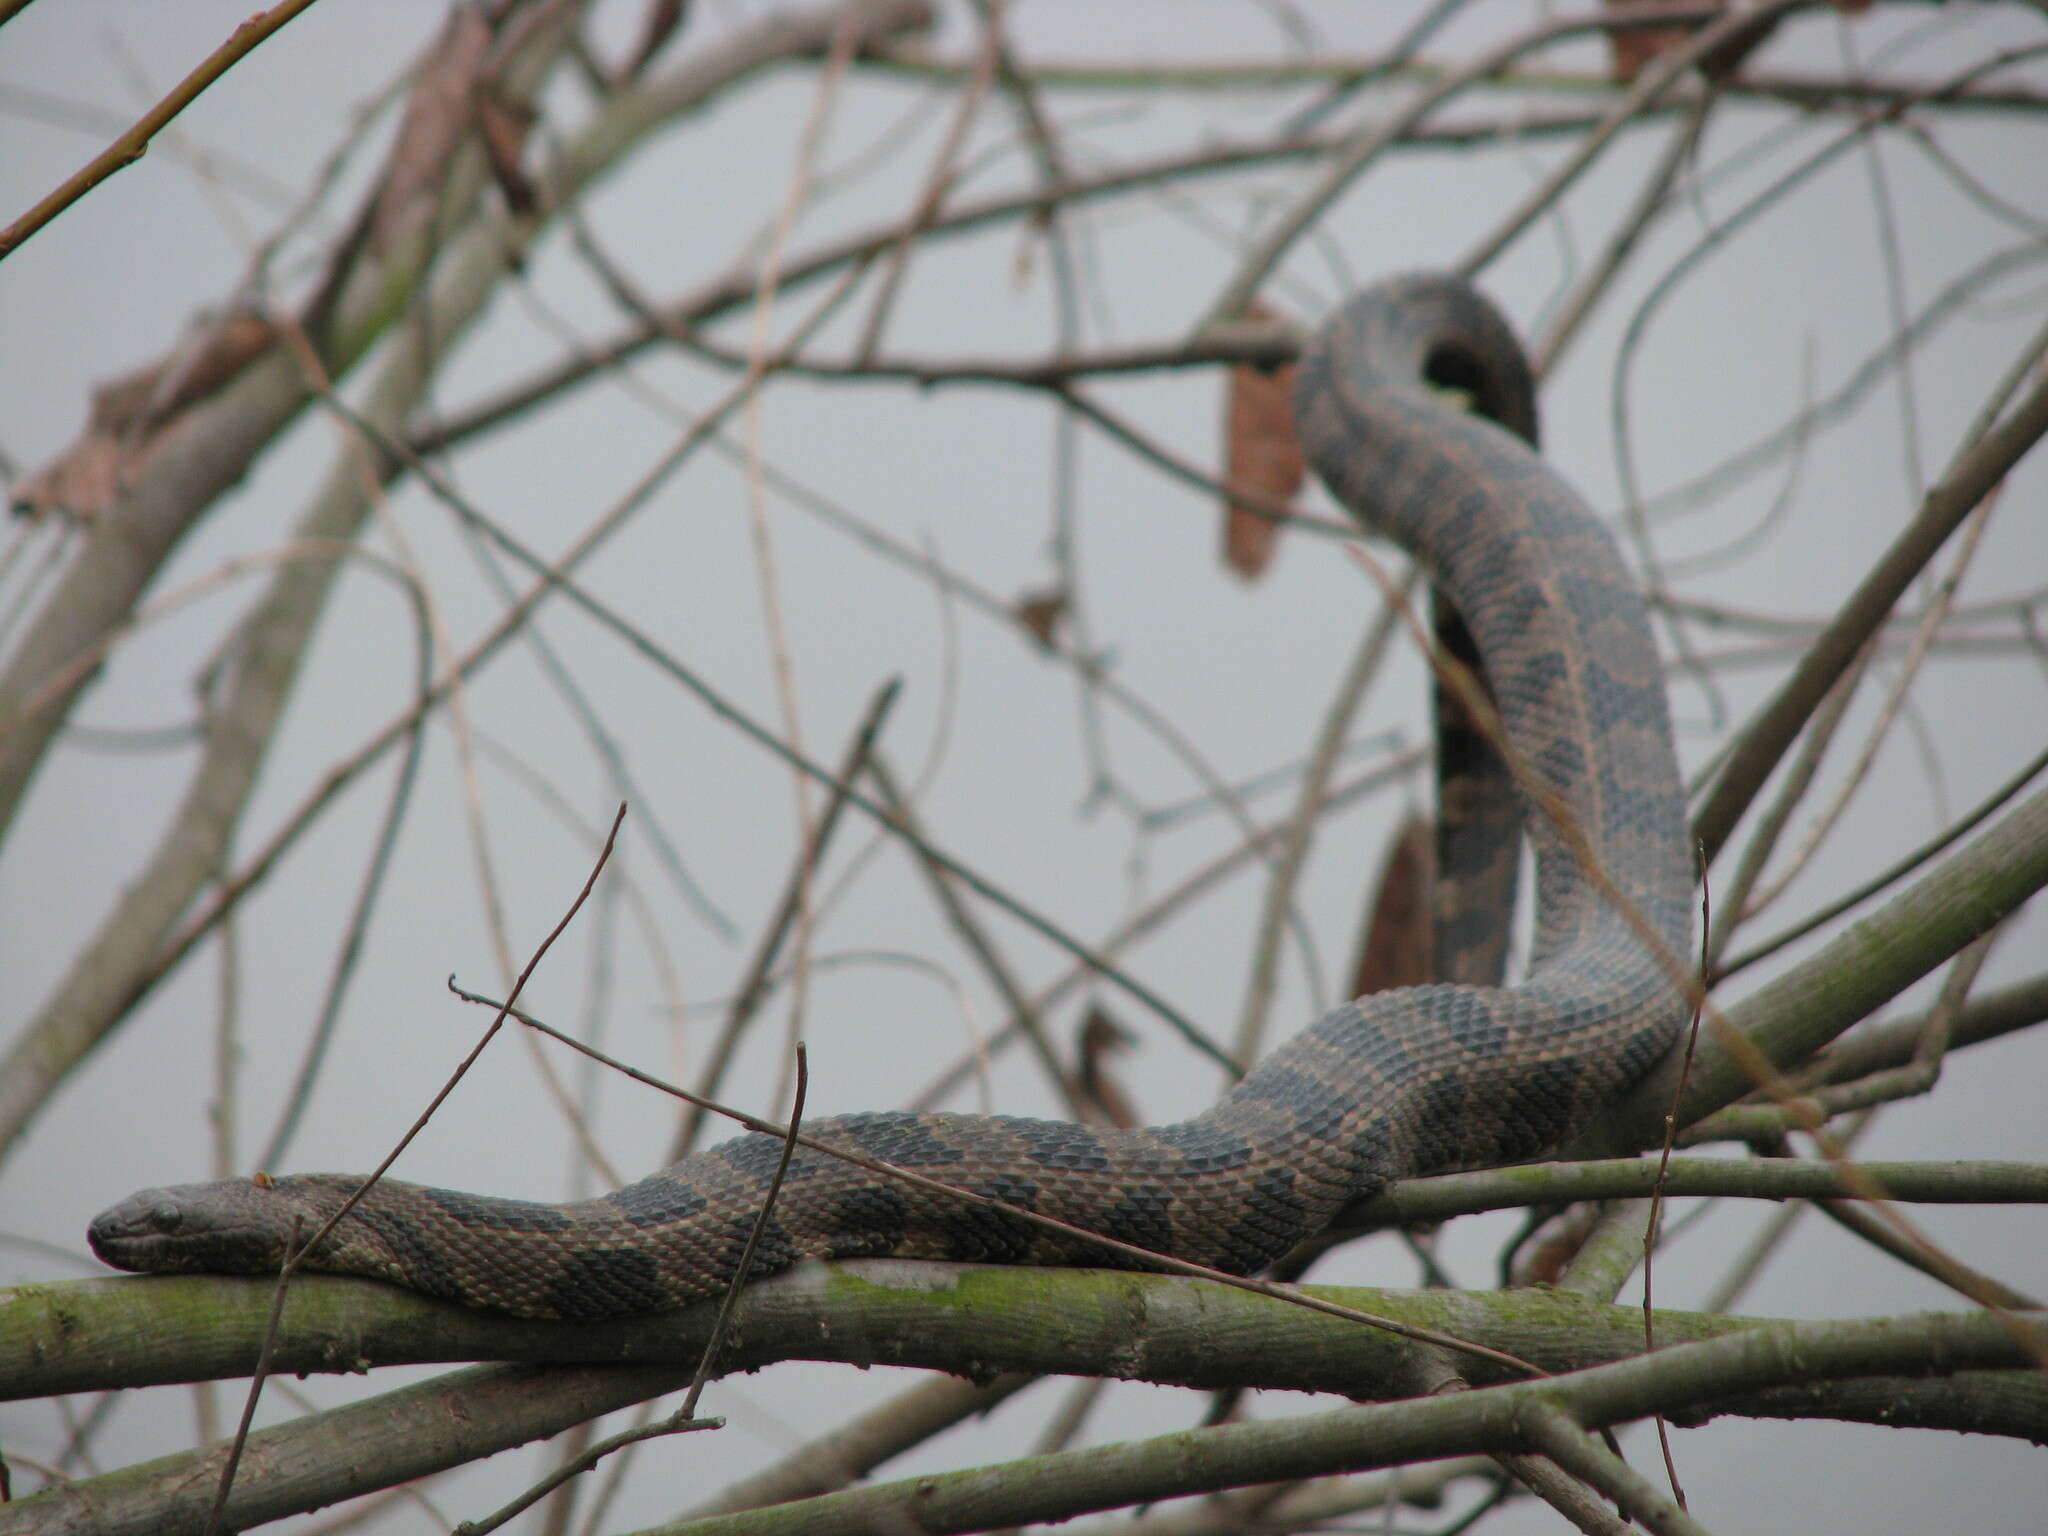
[1606,10,1698,83]
[618,0,691,83]
[1013,586,1069,651]
[1074,1005,1139,1129]
[476,91,539,220]
[1346,812,1435,999]
[1512,1204,1603,1288]
[1606,0,1789,83]
[12,311,278,522]
[1220,301,1301,581]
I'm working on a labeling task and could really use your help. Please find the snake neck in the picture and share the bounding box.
[256,1179,651,1327]
[1295,275,1694,976]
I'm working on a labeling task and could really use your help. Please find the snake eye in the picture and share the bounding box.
[150,1203,183,1232]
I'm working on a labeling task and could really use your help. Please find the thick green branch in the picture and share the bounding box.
[1347,1157,2048,1228]
[1595,779,2048,1153]
[0,1259,2027,1410]
[7,1266,2037,1532]
[625,1308,2042,1536]
[1693,364,2048,865]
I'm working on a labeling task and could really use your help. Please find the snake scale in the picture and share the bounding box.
[89,274,1695,1320]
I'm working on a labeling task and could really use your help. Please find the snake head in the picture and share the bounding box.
[88,1181,307,1275]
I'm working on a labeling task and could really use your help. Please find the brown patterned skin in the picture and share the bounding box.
[88,275,1694,1320]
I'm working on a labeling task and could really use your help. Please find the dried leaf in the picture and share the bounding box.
[476,92,539,218]
[13,312,277,522]
[1697,6,1788,77]
[1013,587,1068,651]
[1607,19,1697,83]
[619,0,690,82]
[1221,301,1301,581]
[1075,1005,1138,1129]
[1606,0,1788,83]
[1513,1205,1602,1288]
[1347,813,1434,999]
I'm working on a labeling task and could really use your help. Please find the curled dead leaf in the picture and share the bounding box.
[618,0,691,83]
[1075,1004,1139,1129]
[1013,587,1069,651]
[1605,0,1789,83]
[1221,301,1302,581]
[13,312,277,522]
[476,92,539,220]
[1348,813,1435,999]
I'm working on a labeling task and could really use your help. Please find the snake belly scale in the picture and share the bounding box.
[89,275,1695,1320]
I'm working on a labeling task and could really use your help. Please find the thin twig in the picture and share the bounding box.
[1704,639,1870,970]
[868,755,1081,1109]
[685,1043,811,1417]
[1234,585,1410,1065]
[200,806,627,1531]
[200,1215,304,1536]
[448,1047,812,1536]
[1200,2,1740,326]
[1518,1400,1717,1536]
[905,746,1428,1111]
[1642,883,1711,1512]
[0,0,326,258]
[1737,497,1999,923]
[256,528,437,1171]
[674,678,901,1155]
[1532,86,1714,378]
[849,14,999,360]
[1458,2,1799,279]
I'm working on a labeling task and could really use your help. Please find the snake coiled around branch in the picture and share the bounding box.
[89,274,1695,1319]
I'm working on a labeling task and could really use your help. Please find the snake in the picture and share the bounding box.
[88,274,1695,1320]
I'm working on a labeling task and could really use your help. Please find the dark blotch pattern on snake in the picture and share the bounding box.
[88,275,1695,1320]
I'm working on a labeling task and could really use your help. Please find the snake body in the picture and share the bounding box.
[89,275,1694,1320]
